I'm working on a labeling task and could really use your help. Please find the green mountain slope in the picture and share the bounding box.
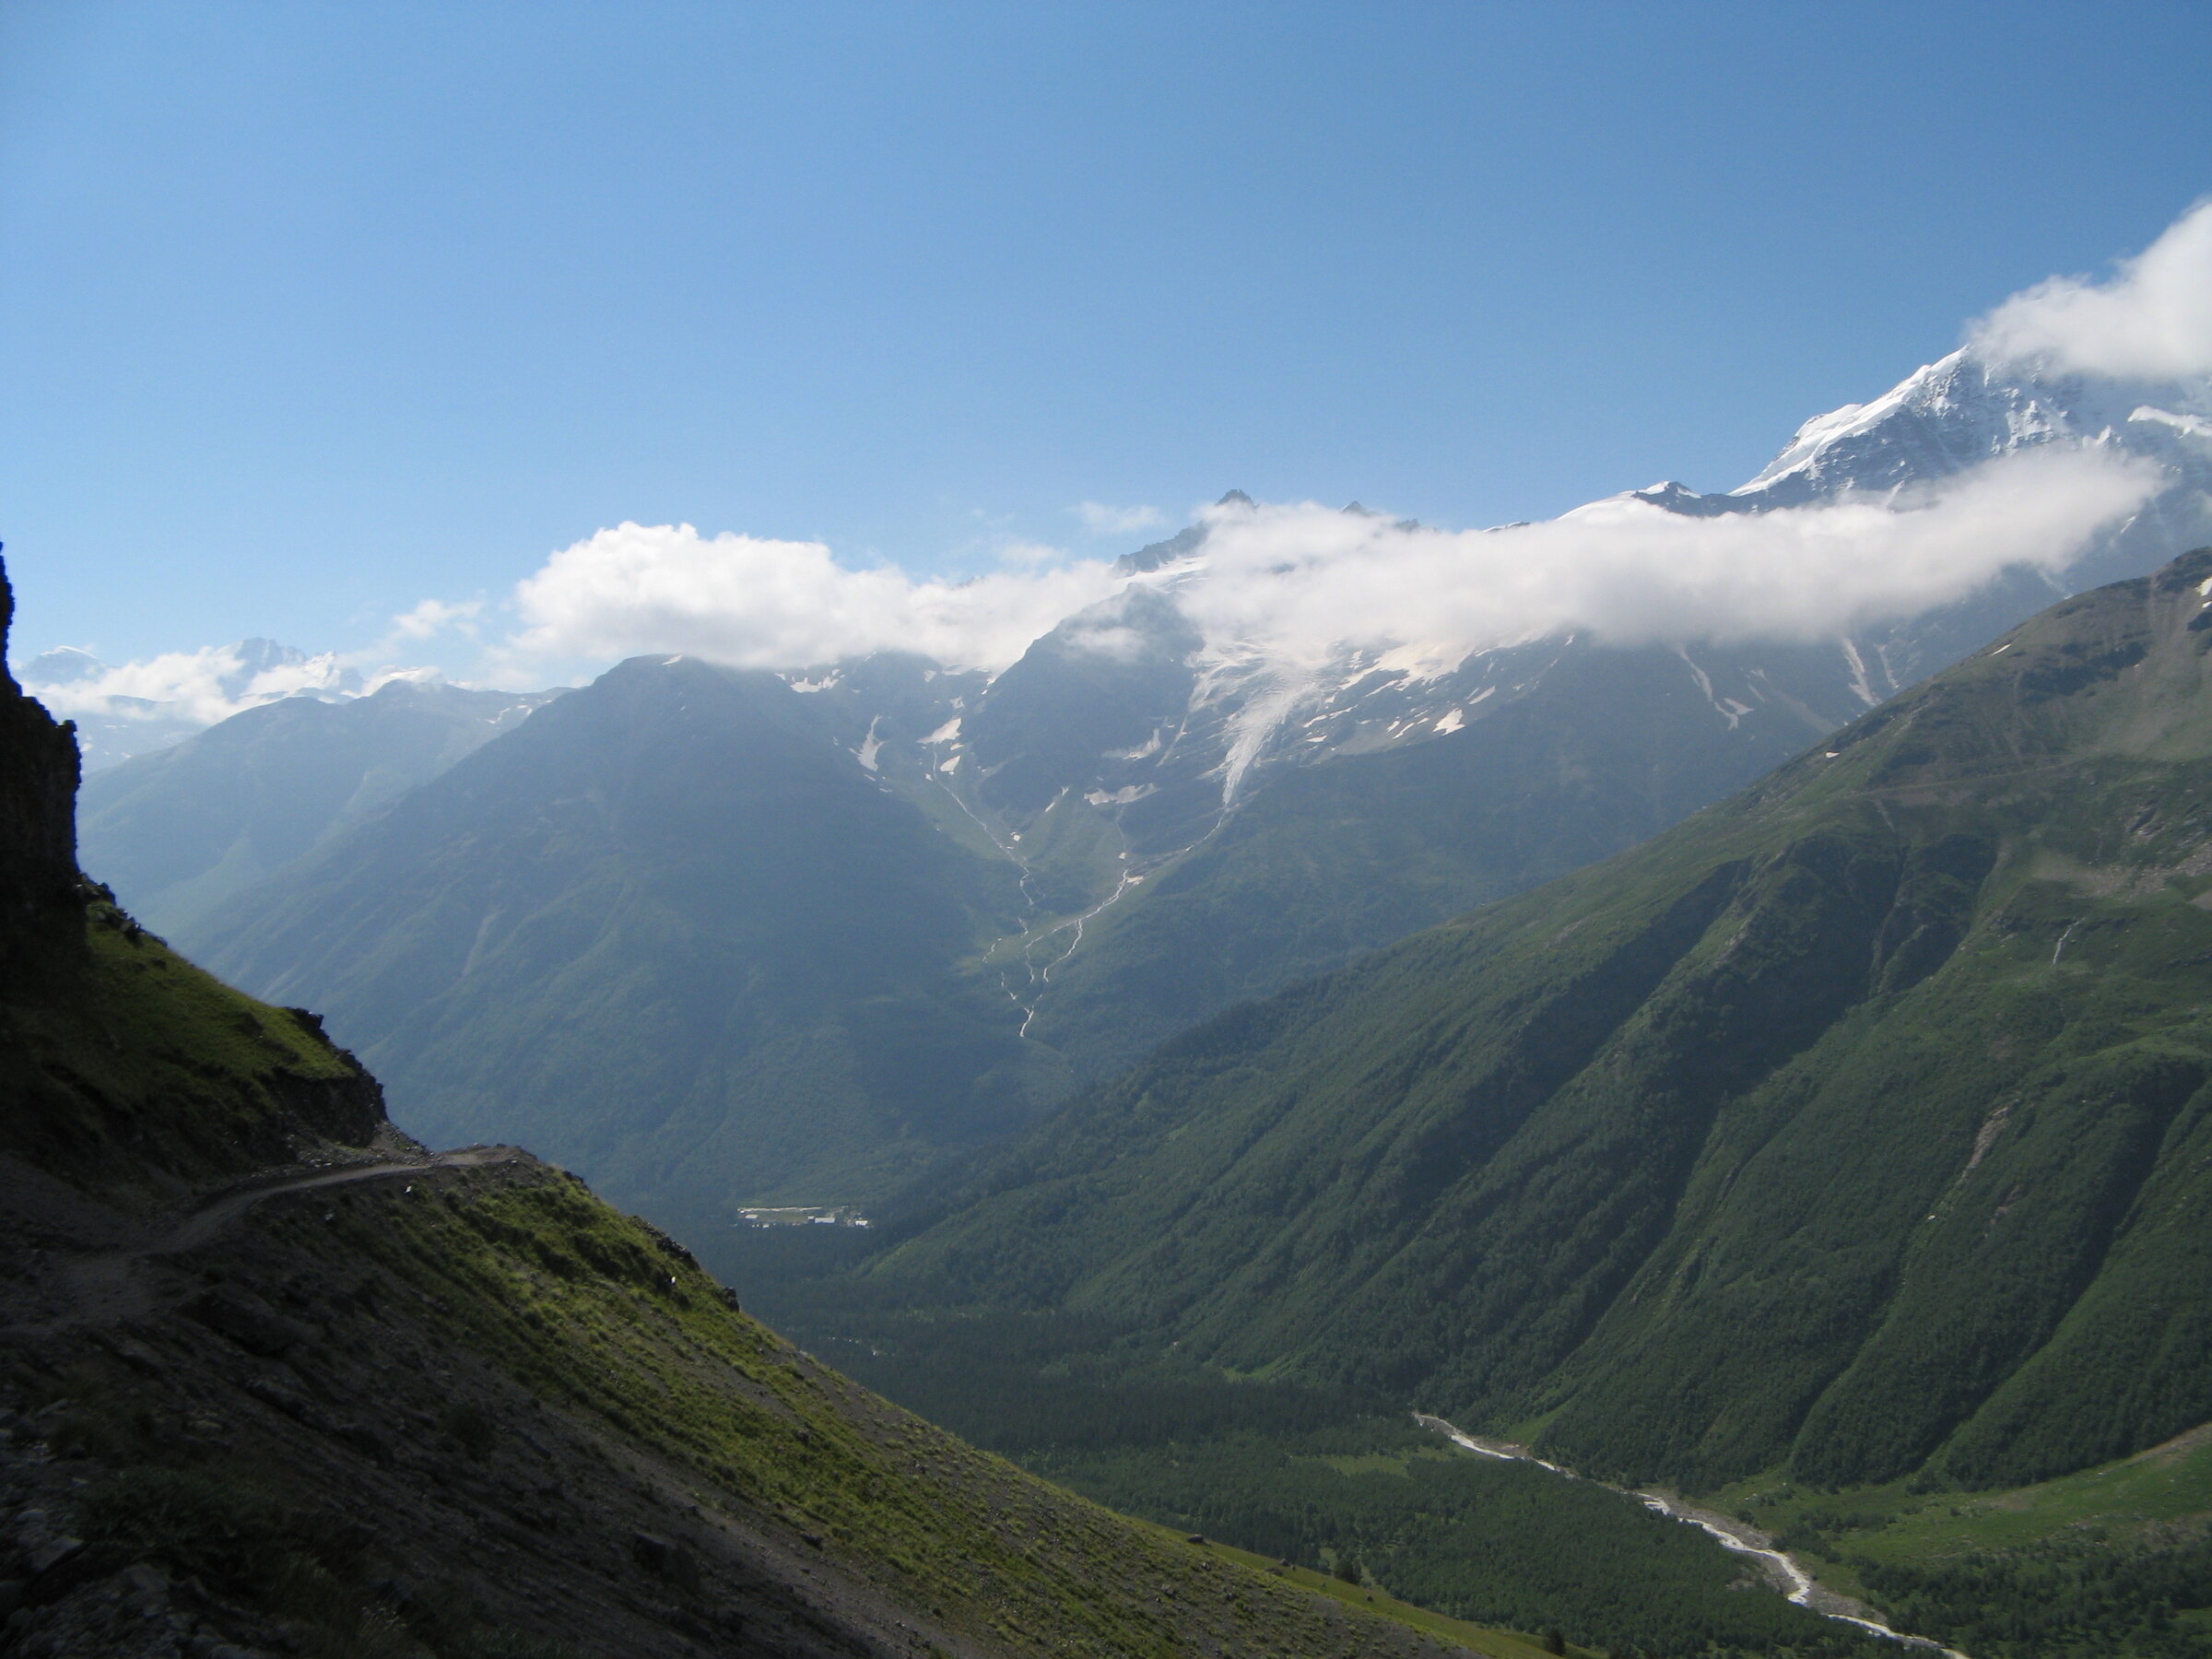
[77,677,560,938]
[871,547,2212,1496]
[0,561,1501,1659]
[1700,1427,2212,1657]
[189,654,1068,1224]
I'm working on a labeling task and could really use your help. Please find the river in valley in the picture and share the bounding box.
[1413,1415,1970,1658]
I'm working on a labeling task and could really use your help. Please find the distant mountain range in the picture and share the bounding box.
[76,677,563,936]
[186,654,1066,1213]
[75,344,2212,1231]
[18,637,387,769]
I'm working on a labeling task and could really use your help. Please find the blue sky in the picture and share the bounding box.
[5,0,2212,672]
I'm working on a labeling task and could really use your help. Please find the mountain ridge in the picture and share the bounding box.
[76,677,562,938]
[187,651,1065,1215]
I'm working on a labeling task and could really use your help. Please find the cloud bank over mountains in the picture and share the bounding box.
[369,197,2212,681]
[1178,447,2159,664]
[29,199,2212,745]
[1971,198,2212,380]
[491,447,2157,681]
[27,641,382,728]
[501,526,1124,677]
[17,638,445,769]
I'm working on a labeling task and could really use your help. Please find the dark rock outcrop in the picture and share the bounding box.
[0,554,85,984]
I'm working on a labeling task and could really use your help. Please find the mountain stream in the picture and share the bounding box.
[1413,1415,1970,1658]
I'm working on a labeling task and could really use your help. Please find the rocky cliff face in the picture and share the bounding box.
[0,556,84,984]
[0,552,386,1182]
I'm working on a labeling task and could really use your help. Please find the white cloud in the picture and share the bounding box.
[1171,445,2159,665]
[23,643,360,727]
[1075,501,1166,535]
[35,442,2157,751]
[490,446,2155,686]
[388,597,482,641]
[502,523,1123,674]
[1971,200,2212,380]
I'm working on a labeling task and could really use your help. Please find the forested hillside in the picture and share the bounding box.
[867,547,2212,1498]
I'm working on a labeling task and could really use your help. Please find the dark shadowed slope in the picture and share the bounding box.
[0,559,1498,1659]
[874,548,2212,1496]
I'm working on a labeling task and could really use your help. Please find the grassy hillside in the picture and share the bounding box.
[701,1258,1894,1659]
[0,963,1500,1655]
[0,897,381,1183]
[282,1151,1507,1657]
[864,548,2212,1500]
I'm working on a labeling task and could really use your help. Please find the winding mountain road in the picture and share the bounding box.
[21,1146,525,1335]
[157,1146,522,1256]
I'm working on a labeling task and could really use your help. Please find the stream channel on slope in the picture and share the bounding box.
[1413,1415,1971,1658]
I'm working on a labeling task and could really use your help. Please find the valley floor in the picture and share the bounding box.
[708,1226,2212,1659]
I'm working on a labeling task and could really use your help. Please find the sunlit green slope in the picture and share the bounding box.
[873,547,2212,1495]
[1715,1424,2212,1656]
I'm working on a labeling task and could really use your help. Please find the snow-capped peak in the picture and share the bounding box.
[1732,349,1978,496]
